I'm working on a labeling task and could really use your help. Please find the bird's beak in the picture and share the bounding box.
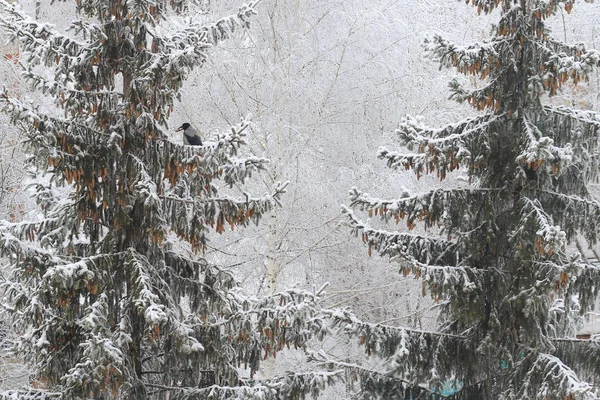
[175,126,183,132]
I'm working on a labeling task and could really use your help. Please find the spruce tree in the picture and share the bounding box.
[0,1,330,399]
[342,0,600,398]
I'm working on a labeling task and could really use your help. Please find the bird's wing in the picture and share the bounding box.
[188,126,202,138]
[184,133,202,146]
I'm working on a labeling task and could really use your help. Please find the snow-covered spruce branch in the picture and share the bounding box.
[60,294,129,398]
[552,337,600,344]
[382,114,500,179]
[162,252,238,308]
[538,190,600,244]
[0,0,84,63]
[530,0,575,20]
[219,156,271,187]
[395,113,498,147]
[543,47,600,88]
[161,120,272,186]
[540,191,600,214]
[226,288,330,350]
[518,197,567,254]
[0,90,112,141]
[6,248,166,327]
[133,2,259,106]
[125,249,169,327]
[341,205,460,263]
[322,308,466,341]
[320,309,480,391]
[163,182,287,242]
[544,105,600,128]
[0,389,61,399]
[512,353,597,399]
[345,186,500,231]
[39,253,125,291]
[159,1,258,50]
[532,254,599,279]
[552,337,600,381]
[0,225,65,267]
[395,257,489,298]
[167,288,330,386]
[343,207,493,301]
[21,69,123,102]
[143,368,343,400]
[0,217,60,242]
[529,255,600,325]
[173,117,252,156]
[423,33,507,78]
[0,91,123,183]
[544,38,591,60]
[447,74,505,108]
[517,115,573,170]
[164,183,287,211]
[164,251,236,290]
[307,351,431,397]
[190,287,325,329]
[310,351,494,400]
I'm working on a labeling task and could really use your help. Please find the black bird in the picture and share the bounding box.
[176,123,202,146]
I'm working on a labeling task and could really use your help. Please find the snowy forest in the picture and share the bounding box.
[1,0,600,399]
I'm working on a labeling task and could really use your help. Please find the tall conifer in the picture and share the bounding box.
[0,1,328,399]
[343,1,600,398]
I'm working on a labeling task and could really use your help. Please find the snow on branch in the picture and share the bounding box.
[544,106,600,128]
[512,197,600,313]
[423,34,503,80]
[514,353,596,399]
[39,254,118,293]
[519,197,566,256]
[0,222,67,272]
[383,114,500,180]
[163,181,286,251]
[341,204,459,265]
[61,294,126,398]
[309,350,489,400]
[144,367,344,400]
[159,2,258,50]
[516,115,573,175]
[323,307,466,346]
[553,336,600,384]
[447,76,505,111]
[542,46,600,95]
[256,369,344,399]
[320,309,479,391]
[159,119,287,251]
[345,186,498,234]
[342,202,494,304]
[0,0,84,65]
[464,0,518,15]
[164,251,236,292]
[307,352,423,398]
[529,0,575,20]
[132,2,259,116]
[155,286,331,384]
[21,68,123,106]
[165,181,285,226]
[125,249,168,327]
[225,287,329,357]
[162,118,270,186]
[0,389,61,399]
[145,383,279,400]
[0,89,110,143]
[538,191,600,245]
